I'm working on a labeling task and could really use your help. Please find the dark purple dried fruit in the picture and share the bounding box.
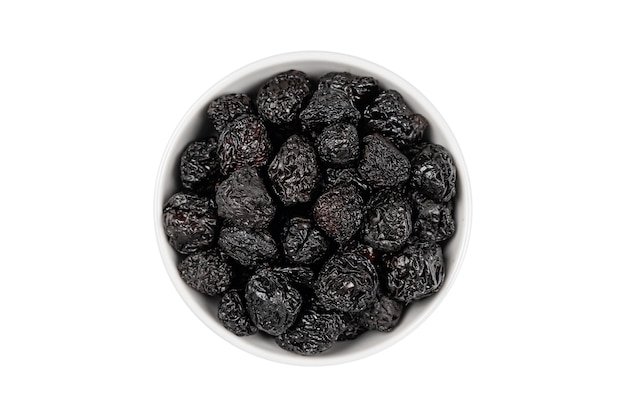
[179,137,220,192]
[163,192,218,254]
[272,266,316,288]
[218,289,258,336]
[357,293,404,332]
[313,185,364,244]
[217,225,278,268]
[318,72,379,110]
[256,70,312,127]
[267,134,320,206]
[217,115,271,175]
[281,217,329,265]
[323,167,370,196]
[357,133,410,189]
[276,307,344,355]
[299,88,360,132]
[337,314,368,341]
[409,143,457,203]
[216,167,276,229]
[315,252,378,313]
[383,242,445,302]
[178,248,232,295]
[362,190,412,253]
[363,90,428,150]
[411,192,455,242]
[207,94,254,132]
[245,268,303,336]
[315,123,360,167]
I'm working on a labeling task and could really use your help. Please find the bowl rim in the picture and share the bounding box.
[154,50,472,366]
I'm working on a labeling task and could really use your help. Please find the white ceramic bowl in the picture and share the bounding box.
[154,51,472,366]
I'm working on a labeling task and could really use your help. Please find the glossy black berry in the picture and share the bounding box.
[315,123,360,167]
[409,143,457,203]
[217,225,278,268]
[357,133,410,189]
[276,307,344,355]
[245,268,303,336]
[163,192,218,254]
[411,191,455,243]
[215,167,276,229]
[267,134,320,206]
[363,90,428,150]
[177,249,232,296]
[318,72,379,110]
[256,70,312,127]
[313,185,364,244]
[218,289,258,336]
[281,217,329,265]
[217,115,271,175]
[299,88,360,133]
[207,94,254,132]
[362,189,413,253]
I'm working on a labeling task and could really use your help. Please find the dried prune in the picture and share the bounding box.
[272,266,316,288]
[218,225,278,268]
[299,88,360,133]
[281,217,329,265]
[323,167,370,196]
[276,307,344,355]
[315,252,378,312]
[256,70,312,127]
[383,241,445,302]
[179,137,220,192]
[357,293,404,332]
[363,90,428,150]
[163,191,218,254]
[337,314,367,341]
[411,191,455,242]
[178,248,232,295]
[217,115,272,175]
[357,133,410,189]
[216,167,276,229]
[313,185,364,244]
[318,72,379,110]
[315,123,360,167]
[267,135,320,206]
[362,190,412,253]
[206,94,254,132]
[245,268,303,336]
[409,143,457,203]
[218,289,258,336]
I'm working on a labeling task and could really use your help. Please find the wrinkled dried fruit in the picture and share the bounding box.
[276,307,344,355]
[267,135,320,206]
[411,191,455,242]
[313,185,364,244]
[323,167,370,196]
[363,90,428,150]
[217,225,278,268]
[409,143,457,203]
[217,115,271,175]
[357,294,404,332]
[245,268,303,336]
[362,190,412,253]
[178,249,232,295]
[163,191,218,254]
[337,314,368,341]
[272,266,316,288]
[218,289,258,336]
[180,137,220,192]
[216,167,276,229]
[383,242,445,302]
[315,123,360,167]
[281,217,329,265]
[357,133,410,188]
[300,88,360,132]
[318,72,379,110]
[207,94,254,132]
[316,252,378,312]
[256,70,312,127]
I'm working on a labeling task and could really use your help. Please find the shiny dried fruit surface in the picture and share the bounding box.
[178,249,232,296]
[299,88,360,132]
[323,167,370,196]
[281,217,329,265]
[217,115,271,175]
[362,190,413,253]
[316,252,378,312]
[315,123,360,167]
[411,192,455,242]
[245,268,303,336]
[383,241,445,302]
[218,290,258,336]
[207,94,254,132]
[276,307,344,355]
[410,143,457,203]
[318,71,379,110]
[163,192,218,254]
[217,225,278,268]
[256,70,312,127]
[357,294,404,332]
[363,90,428,150]
[267,135,320,206]
[357,133,410,189]
[216,167,276,229]
[313,185,364,244]
[180,137,220,192]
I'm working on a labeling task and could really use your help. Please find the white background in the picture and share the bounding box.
[1,1,625,415]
